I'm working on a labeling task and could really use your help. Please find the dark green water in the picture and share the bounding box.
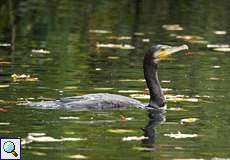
[1,0,230,159]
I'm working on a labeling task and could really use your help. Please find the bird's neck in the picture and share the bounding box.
[143,62,165,108]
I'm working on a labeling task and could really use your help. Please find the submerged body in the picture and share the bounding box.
[27,45,188,110]
[29,93,145,110]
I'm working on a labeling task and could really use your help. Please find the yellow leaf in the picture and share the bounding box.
[107,129,135,134]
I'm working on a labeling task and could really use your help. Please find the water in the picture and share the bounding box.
[1,0,230,159]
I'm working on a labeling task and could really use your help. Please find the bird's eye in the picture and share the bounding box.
[161,48,165,51]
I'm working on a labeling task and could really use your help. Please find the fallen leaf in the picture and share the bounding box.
[120,115,133,121]
[0,43,11,47]
[107,56,120,60]
[59,116,80,120]
[0,122,10,125]
[129,94,149,99]
[69,154,88,159]
[64,86,78,90]
[89,29,111,34]
[32,49,50,54]
[207,44,229,48]
[162,24,183,31]
[96,43,135,50]
[108,129,135,134]
[122,136,148,141]
[107,36,131,40]
[213,30,227,35]
[167,107,186,112]
[22,134,86,144]
[164,132,198,139]
[94,87,113,90]
[133,147,155,151]
[0,61,11,65]
[119,79,145,82]
[0,85,9,88]
[213,48,230,52]
[31,151,47,156]
[118,90,143,93]
[180,118,199,124]
[134,32,145,36]
[11,73,38,82]
[142,38,150,42]
[0,108,8,112]
[211,65,221,69]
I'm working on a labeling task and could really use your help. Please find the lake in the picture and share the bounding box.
[1,0,230,159]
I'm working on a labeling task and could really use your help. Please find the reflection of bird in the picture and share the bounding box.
[142,110,165,147]
[28,45,188,111]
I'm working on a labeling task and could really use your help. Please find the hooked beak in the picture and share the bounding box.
[156,44,189,60]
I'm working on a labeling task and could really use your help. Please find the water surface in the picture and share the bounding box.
[1,0,230,159]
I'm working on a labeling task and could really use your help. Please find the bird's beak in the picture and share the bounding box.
[157,45,189,60]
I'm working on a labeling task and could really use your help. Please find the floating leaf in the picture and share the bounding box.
[173,158,204,160]
[64,131,76,135]
[122,136,148,141]
[165,95,199,103]
[0,85,9,88]
[209,77,220,81]
[211,65,221,69]
[213,48,230,52]
[0,61,11,65]
[96,43,135,50]
[133,147,155,151]
[187,40,209,44]
[31,151,47,156]
[161,80,171,83]
[142,39,150,42]
[162,24,183,31]
[11,73,38,82]
[0,122,10,125]
[94,87,113,90]
[164,131,198,139]
[180,118,199,124]
[22,134,86,144]
[95,68,102,71]
[108,129,135,134]
[59,116,80,120]
[119,79,145,82]
[118,90,143,93]
[89,29,111,34]
[107,56,120,60]
[107,36,131,40]
[28,133,46,136]
[186,98,199,102]
[134,32,145,36]
[176,35,203,40]
[64,86,78,90]
[0,43,11,47]
[69,154,88,159]
[0,108,8,113]
[32,49,50,54]
[129,94,149,99]
[167,107,186,112]
[213,30,227,35]
[207,44,229,48]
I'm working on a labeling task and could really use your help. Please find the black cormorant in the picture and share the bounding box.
[28,44,188,111]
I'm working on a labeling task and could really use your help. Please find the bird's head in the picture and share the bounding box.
[145,44,189,64]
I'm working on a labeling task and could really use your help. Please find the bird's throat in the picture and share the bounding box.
[143,62,165,108]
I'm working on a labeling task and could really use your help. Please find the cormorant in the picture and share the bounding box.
[27,44,188,111]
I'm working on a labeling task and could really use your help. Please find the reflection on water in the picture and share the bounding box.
[1,0,230,159]
[142,111,165,148]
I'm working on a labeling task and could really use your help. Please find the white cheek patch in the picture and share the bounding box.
[153,50,161,58]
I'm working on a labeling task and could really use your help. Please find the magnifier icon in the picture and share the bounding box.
[3,141,18,157]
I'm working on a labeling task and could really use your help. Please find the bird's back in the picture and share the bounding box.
[28,93,145,111]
